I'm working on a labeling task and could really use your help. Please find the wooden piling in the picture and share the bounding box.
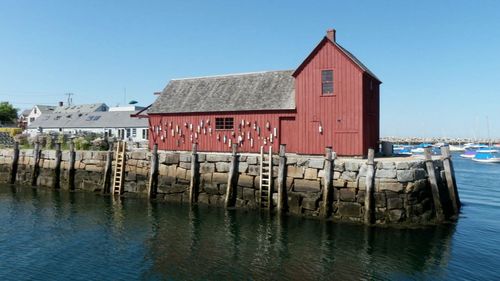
[31,141,40,186]
[102,143,113,194]
[424,147,445,221]
[148,143,159,199]
[68,141,76,191]
[277,144,287,213]
[10,142,19,184]
[189,143,199,204]
[53,143,62,189]
[322,147,334,218]
[225,144,238,208]
[441,146,460,215]
[364,148,375,224]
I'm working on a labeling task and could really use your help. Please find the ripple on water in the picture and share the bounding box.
[0,155,500,281]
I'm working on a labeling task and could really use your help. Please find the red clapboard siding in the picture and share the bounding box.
[290,40,365,155]
[148,111,295,153]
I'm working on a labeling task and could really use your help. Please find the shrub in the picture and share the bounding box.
[0,128,22,137]
[74,137,90,150]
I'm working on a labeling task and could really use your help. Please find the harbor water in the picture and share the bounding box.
[0,154,499,280]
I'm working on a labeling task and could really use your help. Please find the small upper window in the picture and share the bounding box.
[321,70,334,95]
[215,117,234,130]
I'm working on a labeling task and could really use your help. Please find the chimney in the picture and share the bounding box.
[58,101,64,107]
[326,29,336,42]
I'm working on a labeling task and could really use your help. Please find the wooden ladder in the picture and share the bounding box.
[259,146,273,209]
[112,141,126,195]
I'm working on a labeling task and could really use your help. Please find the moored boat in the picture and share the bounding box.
[393,145,412,156]
[449,145,465,152]
[411,143,433,155]
[460,149,477,158]
[472,150,500,163]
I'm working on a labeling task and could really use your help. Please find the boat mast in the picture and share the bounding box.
[487,116,492,147]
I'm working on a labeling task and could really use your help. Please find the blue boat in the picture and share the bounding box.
[472,150,500,163]
[393,145,412,156]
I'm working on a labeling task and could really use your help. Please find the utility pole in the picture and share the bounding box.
[65,93,74,106]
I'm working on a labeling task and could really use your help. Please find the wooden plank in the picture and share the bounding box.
[148,143,159,199]
[267,146,273,210]
[112,141,126,195]
[424,147,445,221]
[68,141,76,191]
[259,146,264,207]
[10,142,19,184]
[53,143,62,189]
[322,147,334,218]
[441,146,460,216]
[102,147,112,194]
[31,141,40,186]
[224,144,238,208]
[364,148,375,224]
[188,143,199,203]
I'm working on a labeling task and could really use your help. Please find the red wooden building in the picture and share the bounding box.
[146,29,381,156]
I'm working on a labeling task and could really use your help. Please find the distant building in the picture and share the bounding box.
[25,102,108,127]
[26,105,56,126]
[109,105,144,112]
[18,109,31,129]
[27,109,148,142]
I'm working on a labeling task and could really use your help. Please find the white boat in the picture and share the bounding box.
[460,149,477,158]
[463,143,488,150]
[411,147,424,154]
[449,145,465,152]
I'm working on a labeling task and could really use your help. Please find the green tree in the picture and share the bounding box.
[0,102,18,123]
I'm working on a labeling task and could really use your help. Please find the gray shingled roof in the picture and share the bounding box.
[35,105,56,114]
[52,103,108,114]
[148,70,295,114]
[20,109,31,117]
[28,111,147,129]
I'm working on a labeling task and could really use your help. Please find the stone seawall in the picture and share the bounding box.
[0,148,457,225]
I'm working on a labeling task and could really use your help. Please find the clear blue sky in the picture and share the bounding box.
[1,0,499,138]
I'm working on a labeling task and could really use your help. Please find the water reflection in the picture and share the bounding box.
[0,185,455,280]
[146,205,455,280]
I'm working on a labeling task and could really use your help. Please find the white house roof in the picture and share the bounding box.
[52,103,108,114]
[28,110,147,129]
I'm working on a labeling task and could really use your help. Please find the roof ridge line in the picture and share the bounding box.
[171,69,294,81]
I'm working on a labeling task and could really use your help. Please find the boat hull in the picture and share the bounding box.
[472,158,500,163]
[460,154,476,158]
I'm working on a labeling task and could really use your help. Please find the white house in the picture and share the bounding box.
[27,109,149,142]
[26,105,56,126]
[25,102,108,126]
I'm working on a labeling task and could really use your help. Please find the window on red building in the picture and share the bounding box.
[215,117,234,130]
[321,70,334,95]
